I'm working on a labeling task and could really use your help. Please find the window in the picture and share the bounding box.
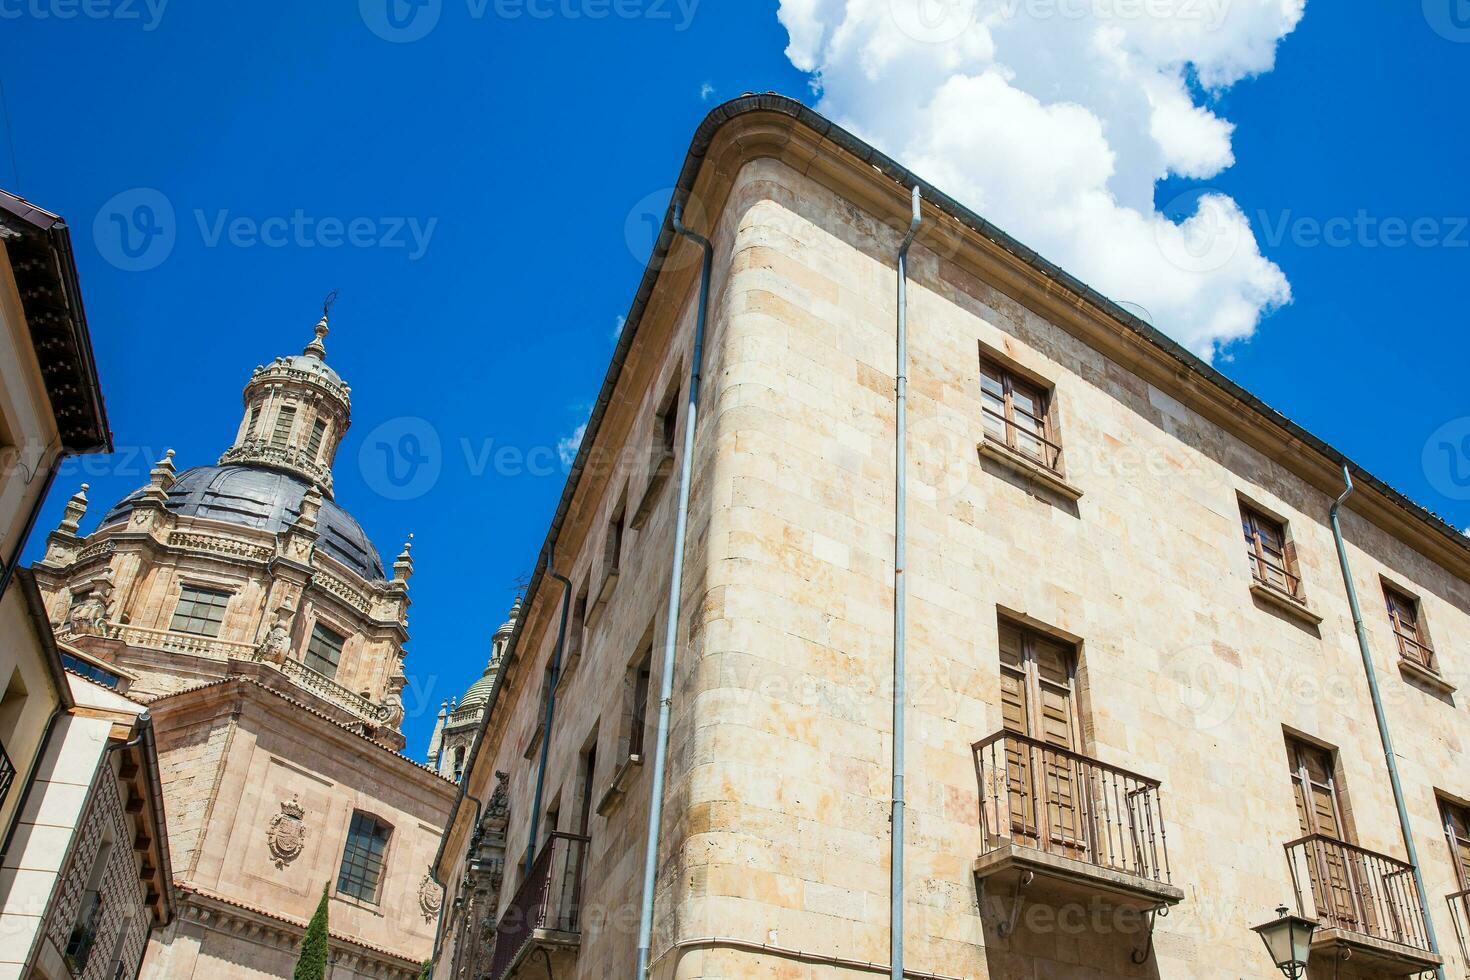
[981,358,1058,469]
[1242,504,1303,602]
[244,406,259,439]
[998,621,1083,852]
[1441,798,1470,892]
[270,404,297,450]
[169,585,232,637]
[65,834,113,972]
[604,501,625,578]
[337,812,391,903]
[305,623,346,679]
[567,584,588,663]
[1287,737,1347,841]
[655,382,680,460]
[452,745,466,783]
[1385,585,1435,671]
[306,419,327,461]
[628,649,652,760]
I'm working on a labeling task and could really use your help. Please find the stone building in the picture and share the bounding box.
[0,188,173,980]
[427,601,519,784]
[32,315,458,979]
[432,96,1470,980]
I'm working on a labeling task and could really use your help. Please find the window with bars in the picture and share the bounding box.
[306,419,327,461]
[1385,584,1436,672]
[980,357,1060,470]
[244,406,259,439]
[169,585,232,637]
[305,623,346,679]
[656,382,680,459]
[270,404,297,450]
[1242,504,1304,602]
[604,500,626,578]
[336,812,391,903]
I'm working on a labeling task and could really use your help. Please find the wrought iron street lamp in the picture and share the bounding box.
[1252,904,1316,978]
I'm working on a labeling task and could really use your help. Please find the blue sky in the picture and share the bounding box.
[5,1,1467,757]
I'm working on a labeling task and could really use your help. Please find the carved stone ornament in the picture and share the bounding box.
[257,599,296,665]
[418,871,443,921]
[267,795,307,868]
[67,566,115,635]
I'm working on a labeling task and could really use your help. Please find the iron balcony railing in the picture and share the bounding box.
[973,730,1172,885]
[1284,834,1433,953]
[1448,888,1470,973]
[486,832,589,980]
[0,738,15,813]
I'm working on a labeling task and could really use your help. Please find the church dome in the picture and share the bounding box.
[100,464,386,580]
[458,672,497,710]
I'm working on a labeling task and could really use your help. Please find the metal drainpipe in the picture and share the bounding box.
[525,559,573,877]
[1329,465,1446,980]
[891,186,922,980]
[635,202,710,980]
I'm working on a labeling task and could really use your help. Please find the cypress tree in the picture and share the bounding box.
[294,885,330,980]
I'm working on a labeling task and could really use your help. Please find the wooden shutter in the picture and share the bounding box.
[1289,739,1366,929]
[1443,801,1470,891]
[998,623,1082,855]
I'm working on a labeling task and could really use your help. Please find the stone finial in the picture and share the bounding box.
[304,315,329,360]
[146,449,177,495]
[393,533,415,583]
[59,484,89,533]
[297,485,322,530]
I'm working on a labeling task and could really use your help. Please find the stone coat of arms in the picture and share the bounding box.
[418,872,443,921]
[267,795,307,868]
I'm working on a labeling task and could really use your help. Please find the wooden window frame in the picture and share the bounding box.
[1241,501,1306,603]
[169,584,233,638]
[269,404,297,451]
[1438,795,1470,893]
[305,622,346,679]
[980,355,1062,472]
[1383,582,1436,673]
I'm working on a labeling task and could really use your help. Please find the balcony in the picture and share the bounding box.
[1449,888,1470,973]
[0,739,15,813]
[486,832,588,980]
[972,731,1184,911]
[1284,834,1442,974]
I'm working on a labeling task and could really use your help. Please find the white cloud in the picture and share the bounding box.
[557,423,587,468]
[774,0,1304,359]
[700,81,715,100]
[613,314,626,339]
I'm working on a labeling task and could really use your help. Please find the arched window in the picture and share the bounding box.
[452,745,466,783]
[337,811,392,903]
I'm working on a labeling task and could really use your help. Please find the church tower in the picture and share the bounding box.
[31,309,457,980]
[427,598,519,782]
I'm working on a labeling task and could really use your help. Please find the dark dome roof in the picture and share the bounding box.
[100,465,386,580]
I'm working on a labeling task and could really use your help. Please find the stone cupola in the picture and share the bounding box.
[217,311,352,496]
